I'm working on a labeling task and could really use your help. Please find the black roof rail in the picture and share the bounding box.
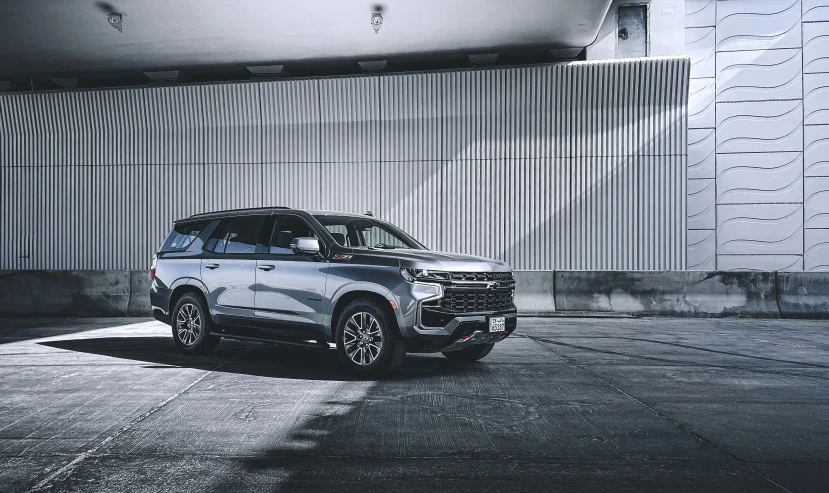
[186,206,290,219]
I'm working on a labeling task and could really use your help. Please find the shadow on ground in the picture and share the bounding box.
[39,336,463,383]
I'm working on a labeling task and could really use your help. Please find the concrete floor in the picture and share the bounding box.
[1,318,828,492]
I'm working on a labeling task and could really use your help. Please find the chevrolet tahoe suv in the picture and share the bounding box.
[150,207,517,374]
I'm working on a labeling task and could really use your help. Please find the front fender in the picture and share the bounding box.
[324,281,405,339]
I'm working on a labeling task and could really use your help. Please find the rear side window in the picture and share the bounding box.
[204,216,265,254]
[160,221,209,252]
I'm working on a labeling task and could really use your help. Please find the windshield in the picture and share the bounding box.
[313,215,425,250]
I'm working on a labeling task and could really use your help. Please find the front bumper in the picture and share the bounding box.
[401,307,518,353]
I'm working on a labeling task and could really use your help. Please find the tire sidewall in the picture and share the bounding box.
[336,300,397,374]
[171,293,214,354]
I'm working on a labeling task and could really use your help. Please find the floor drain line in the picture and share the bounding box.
[521,334,795,493]
[27,345,250,492]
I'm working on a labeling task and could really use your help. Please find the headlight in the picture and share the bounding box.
[400,268,450,283]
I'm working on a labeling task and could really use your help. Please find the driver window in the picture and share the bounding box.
[270,216,318,255]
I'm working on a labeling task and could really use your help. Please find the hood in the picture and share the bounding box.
[350,248,512,272]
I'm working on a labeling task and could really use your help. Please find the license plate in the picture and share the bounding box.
[488,317,506,332]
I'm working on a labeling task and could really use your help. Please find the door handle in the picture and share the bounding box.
[205,263,220,270]
[258,264,275,271]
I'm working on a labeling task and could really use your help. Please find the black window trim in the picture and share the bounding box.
[259,212,331,260]
[201,214,268,258]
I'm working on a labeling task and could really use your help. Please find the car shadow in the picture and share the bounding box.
[39,336,465,382]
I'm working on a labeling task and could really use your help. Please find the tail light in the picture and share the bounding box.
[151,255,157,280]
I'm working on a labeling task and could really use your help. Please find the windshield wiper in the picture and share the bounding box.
[372,243,400,249]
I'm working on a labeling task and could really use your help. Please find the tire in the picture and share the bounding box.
[442,343,495,363]
[335,298,406,375]
[171,293,221,355]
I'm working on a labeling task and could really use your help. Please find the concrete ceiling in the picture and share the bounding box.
[0,0,613,79]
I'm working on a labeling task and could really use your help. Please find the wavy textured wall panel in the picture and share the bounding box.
[686,0,716,28]
[804,73,829,125]
[716,152,803,204]
[319,77,380,163]
[716,0,802,52]
[716,49,803,102]
[717,203,803,255]
[803,0,829,22]
[716,100,803,153]
[688,128,716,178]
[689,78,716,129]
[260,80,321,163]
[718,254,802,271]
[688,178,716,229]
[687,229,717,270]
[0,57,688,270]
[685,27,716,78]
[805,229,829,271]
[805,177,829,228]
[805,125,829,177]
[803,22,829,73]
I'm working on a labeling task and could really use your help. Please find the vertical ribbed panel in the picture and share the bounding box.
[201,83,261,164]
[204,163,263,211]
[82,89,148,166]
[319,162,382,214]
[380,160,445,250]
[145,85,203,164]
[147,164,205,254]
[381,72,445,161]
[555,156,685,270]
[260,79,320,163]
[0,56,688,270]
[263,162,322,209]
[443,67,557,161]
[319,77,380,162]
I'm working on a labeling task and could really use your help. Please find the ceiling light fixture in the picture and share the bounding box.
[371,12,383,34]
[107,11,124,33]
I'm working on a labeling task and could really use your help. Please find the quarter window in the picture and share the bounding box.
[160,221,209,252]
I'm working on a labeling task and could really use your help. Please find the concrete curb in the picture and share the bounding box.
[1,270,828,318]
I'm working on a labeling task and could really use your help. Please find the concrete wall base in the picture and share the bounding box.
[1,270,828,319]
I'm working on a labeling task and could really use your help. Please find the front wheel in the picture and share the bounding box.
[336,299,406,375]
[442,343,495,363]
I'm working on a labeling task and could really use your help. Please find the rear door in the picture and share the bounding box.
[254,214,329,338]
[200,215,266,326]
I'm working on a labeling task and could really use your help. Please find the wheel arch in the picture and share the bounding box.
[329,289,400,341]
[168,278,210,319]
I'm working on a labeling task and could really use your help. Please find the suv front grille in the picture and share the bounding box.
[440,289,514,312]
[449,272,514,282]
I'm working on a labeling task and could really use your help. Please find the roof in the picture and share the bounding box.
[180,207,376,223]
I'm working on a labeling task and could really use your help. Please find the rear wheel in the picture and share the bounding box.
[171,293,221,355]
[442,343,494,363]
[336,299,406,375]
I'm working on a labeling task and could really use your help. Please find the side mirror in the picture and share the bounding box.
[290,237,320,256]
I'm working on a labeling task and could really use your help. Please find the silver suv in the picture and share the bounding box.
[150,207,517,374]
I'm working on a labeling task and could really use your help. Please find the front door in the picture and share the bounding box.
[200,215,266,327]
[255,214,329,338]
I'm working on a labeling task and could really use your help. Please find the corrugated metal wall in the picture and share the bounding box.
[0,56,689,271]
